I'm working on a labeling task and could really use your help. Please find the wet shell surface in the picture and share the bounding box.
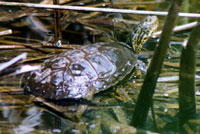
[24,42,137,100]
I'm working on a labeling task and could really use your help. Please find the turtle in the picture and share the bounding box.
[24,16,158,100]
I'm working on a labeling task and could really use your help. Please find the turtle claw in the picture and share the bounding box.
[111,87,134,102]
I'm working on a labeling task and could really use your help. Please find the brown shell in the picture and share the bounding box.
[24,42,137,100]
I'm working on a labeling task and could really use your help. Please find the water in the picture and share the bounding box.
[0,0,200,133]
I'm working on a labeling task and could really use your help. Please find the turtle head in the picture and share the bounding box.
[128,16,158,54]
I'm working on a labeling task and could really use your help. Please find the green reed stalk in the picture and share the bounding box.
[131,0,183,128]
[179,20,200,133]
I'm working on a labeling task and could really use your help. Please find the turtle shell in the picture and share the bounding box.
[24,42,137,100]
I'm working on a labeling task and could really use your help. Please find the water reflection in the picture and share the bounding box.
[0,92,74,134]
[14,107,42,134]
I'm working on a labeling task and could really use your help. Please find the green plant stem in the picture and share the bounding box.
[179,20,200,133]
[53,0,62,46]
[0,1,199,18]
[131,0,182,128]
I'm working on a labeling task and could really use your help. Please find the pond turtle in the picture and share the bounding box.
[24,16,158,100]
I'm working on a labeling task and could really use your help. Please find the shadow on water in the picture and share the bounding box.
[0,0,200,134]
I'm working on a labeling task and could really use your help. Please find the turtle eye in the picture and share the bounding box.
[143,37,147,40]
[142,37,148,43]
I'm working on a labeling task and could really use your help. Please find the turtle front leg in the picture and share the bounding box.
[133,60,147,78]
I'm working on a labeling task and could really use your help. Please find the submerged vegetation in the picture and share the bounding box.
[0,0,200,134]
